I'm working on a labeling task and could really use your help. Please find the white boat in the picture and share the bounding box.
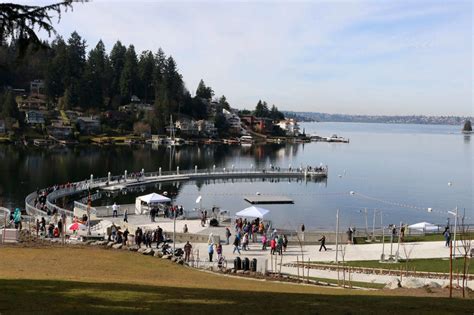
[240,135,254,144]
[325,134,349,143]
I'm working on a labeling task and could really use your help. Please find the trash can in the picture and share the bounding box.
[234,257,241,270]
[243,257,250,271]
[250,258,257,272]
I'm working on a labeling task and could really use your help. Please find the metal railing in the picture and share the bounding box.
[25,166,328,221]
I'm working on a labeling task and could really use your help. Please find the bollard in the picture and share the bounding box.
[159,167,161,176]
[177,166,179,175]
[232,164,234,172]
[124,170,127,180]
[108,172,111,183]
[195,165,197,174]
[223,167,226,172]
[213,165,216,172]
[90,174,94,183]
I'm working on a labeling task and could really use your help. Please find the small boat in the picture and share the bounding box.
[325,134,349,143]
[240,135,254,144]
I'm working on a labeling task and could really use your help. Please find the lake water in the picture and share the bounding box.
[0,122,472,229]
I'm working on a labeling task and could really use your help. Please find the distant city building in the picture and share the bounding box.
[77,117,101,135]
[25,110,45,125]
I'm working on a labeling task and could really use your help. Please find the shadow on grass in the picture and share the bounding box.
[0,279,471,314]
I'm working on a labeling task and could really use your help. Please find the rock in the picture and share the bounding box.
[128,246,139,252]
[107,242,114,248]
[177,259,184,265]
[384,278,401,290]
[236,270,245,274]
[112,243,123,250]
[243,270,250,275]
[401,278,424,289]
[171,257,178,262]
[162,255,171,259]
[143,248,154,256]
[97,241,107,245]
[137,248,147,254]
[85,240,95,245]
[425,281,441,289]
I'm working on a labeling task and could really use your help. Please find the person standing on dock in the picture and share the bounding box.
[225,227,232,245]
[184,241,192,262]
[318,235,327,251]
[232,235,241,255]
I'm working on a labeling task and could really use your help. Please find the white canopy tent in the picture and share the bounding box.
[236,206,270,218]
[135,193,171,215]
[408,222,439,232]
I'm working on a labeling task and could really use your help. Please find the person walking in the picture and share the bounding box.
[225,227,232,245]
[208,242,214,262]
[112,203,118,218]
[232,235,241,255]
[270,237,276,255]
[216,243,223,260]
[443,228,451,247]
[123,208,128,223]
[184,241,192,262]
[261,234,267,250]
[318,235,327,251]
[123,228,129,246]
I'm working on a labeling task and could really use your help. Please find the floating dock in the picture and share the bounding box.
[244,195,294,204]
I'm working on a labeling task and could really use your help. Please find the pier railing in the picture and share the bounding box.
[25,166,327,219]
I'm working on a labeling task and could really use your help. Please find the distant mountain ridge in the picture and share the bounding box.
[282,111,473,126]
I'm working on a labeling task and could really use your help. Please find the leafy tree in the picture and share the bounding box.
[196,79,214,101]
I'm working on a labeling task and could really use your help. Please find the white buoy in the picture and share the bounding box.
[448,182,452,186]
[256,192,261,195]
[427,208,433,213]
[350,191,355,195]
[338,174,342,178]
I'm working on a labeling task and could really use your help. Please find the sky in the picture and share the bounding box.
[29,0,473,116]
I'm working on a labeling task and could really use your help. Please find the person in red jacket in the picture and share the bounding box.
[270,237,277,255]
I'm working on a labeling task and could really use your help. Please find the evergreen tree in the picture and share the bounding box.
[153,48,167,105]
[196,79,214,101]
[109,41,127,102]
[45,37,67,99]
[65,31,86,84]
[82,40,108,108]
[120,44,138,101]
[218,95,230,110]
[254,100,270,117]
[138,50,155,103]
[0,90,20,120]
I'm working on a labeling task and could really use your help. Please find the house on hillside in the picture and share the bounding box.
[47,125,73,140]
[77,117,101,135]
[25,110,45,125]
[30,80,45,96]
[240,115,273,134]
[18,97,47,110]
[277,119,300,136]
[175,118,198,136]
[197,120,217,137]
[223,108,242,134]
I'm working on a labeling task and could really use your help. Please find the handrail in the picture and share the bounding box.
[26,166,328,220]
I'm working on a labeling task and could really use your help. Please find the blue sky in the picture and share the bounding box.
[31,0,472,115]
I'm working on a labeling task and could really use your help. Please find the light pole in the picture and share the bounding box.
[448,207,458,258]
[335,209,340,264]
[380,210,385,261]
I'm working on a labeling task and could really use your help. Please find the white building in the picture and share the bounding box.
[25,110,45,125]
[223,108,242,134]
[175,118,198,135]
[197,120,217,137]
[277,119,300,136]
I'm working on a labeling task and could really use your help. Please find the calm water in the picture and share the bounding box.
[0,122,472,229]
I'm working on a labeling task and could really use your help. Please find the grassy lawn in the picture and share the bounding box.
[310,258,473,274]
[0,246,472,314]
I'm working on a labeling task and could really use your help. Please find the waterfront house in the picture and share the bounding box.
[25,110,45,125]
[18,97,47,110]
[47,125,73,140]
[197,120,217,137]
[277,119,300,136]
[175,118,198,136]
[223,108,242,134]
[77,117,101,135]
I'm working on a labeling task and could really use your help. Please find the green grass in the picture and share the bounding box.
[310,258,473,274]
[0,279,471,315]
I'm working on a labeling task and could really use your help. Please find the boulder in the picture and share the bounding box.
[177,259,184,265]
[112,243,123,250]
[143,248,154,256]
[171,257,178,262]
[236,270,245,274]
[107,242,114,248]
[137,248,147,254]
[162,255,171,260]
[401,278,424,289]
[97,241,108,245]
[85,240,95,245]
[384,278,401,290]
[128,246,139,252]
[425,281,441,289]
[154,252,163,258]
